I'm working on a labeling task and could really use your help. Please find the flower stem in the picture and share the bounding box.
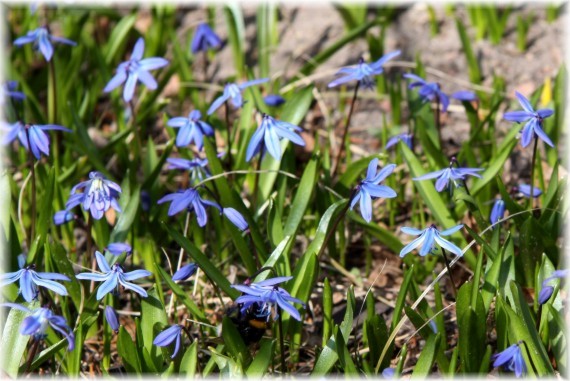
[529,137,539,211]
[87,215,96,294]
[277,308,287,374]
[24,127,36,249]
[332,81,360,178]
[25,338,41,374]
[168,211,191,318]
[441,248,457,297]
[225,101,233,172]
[253,146,264,211]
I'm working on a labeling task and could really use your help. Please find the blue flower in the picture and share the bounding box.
[232,276,305,321]
[538,269,568,305]
[207,78,270,115]
[382,367,396,379]
[245,114,305,162]
[350,158,397,223]
[103,37,169,102]
[385,133,413,150]
[503,91,554,148]
[264,94,286,107]
[328,51,401,89]
[492,341,526,377]
[399,224,464,257]
[490,198,506,226]
[153,324,183,358]
[1,121,71,159]
[106,242,132,256]
[172,264,198,282]
[1,81,26,104]
[223,207,248,231]
[53,210,75,226]
[0,303,75,350]
[167,157,211,184]
[167,110,214,150]
[0,254,69,302]
[516,184,542,198]
[191,23,222,54]
[13,27,76,61]
[105,306,120,332]
[157,187,222,226]
[413,165,483,192]
[75,251,151,300]
[403,73,477,113]
[65,171,122,220]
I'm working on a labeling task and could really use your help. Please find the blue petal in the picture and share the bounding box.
[96,274,118,300]
[246,123,266,162]
[514,91,535,113]
[399,234,426,257]
[434,235,463,256]
[123,73,138,102]
[103,70,127,93]
[123,269,151,281]
[439,224,464,236]
[401,227,424,236]
[131,38,145,61]
[359,188,373,222]
[365,158,379,181]
[533,123,554,147]
[263,126,282,160]
[503,110,532,122]
[95,251,111,273]
[138,57,169,71]
[207,94,229,115]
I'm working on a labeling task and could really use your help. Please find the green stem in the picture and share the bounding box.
[24,127,36,249]
[441,248,457,297]
[332,81,360,178]
[225,101,233,172]
[253,146,264,211]
[278,308,286,373]
[25,338,41,374]
[529,136,539,211]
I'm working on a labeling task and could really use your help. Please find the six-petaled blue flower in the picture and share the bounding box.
[191,23,222,54]
[492,341,526,378]
[516,183,542,198]
[167,110,214,150]
[207,78,269,115]
[413,165,483,192]
[400,224,464,257]
[503,91,554,148]
[328,51,401,89]
[13,27,76,61]
[103,37,169,102]
[75,251,151,300]
[403,73,477,113]
[245,114,305,162]
[167,157,212,184]
[157,187,222,226]
[65,171,122,220]
[1,121,71,159]
[172,264,198,282]
[153,324,184,358]
[350,158,397,223]
[385,133,413,150]
[0,254,69,302]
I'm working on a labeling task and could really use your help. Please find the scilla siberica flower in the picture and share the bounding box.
[53,210,75,226]
[350,158,397,223]
[13,27,76,61]
[207,78,269,115]
[103,37,169,102]
[0,254,69,302]
[264,94,286,107]
[516,183,542,198]
[65,171,122,220]
[399,224,464,257]
[106,242,132,256]
[191,23,222,54]
[75,251,151,300]
[538,269,568,305]
[246,114,305,162]
[328,50,401,89]
[167,157,211,184]
[167,110,214,150]
[172,263,198,282]
[223,207,248,231]
[1,121,71,159]
[153,325,183,358]
[157,187,222,226]
[232,276,305,321]
[492,341,526,377]
[1,81,26,104]
[385,133,413,150]
[413,162,483,193]
[105,306,120,332]
[503,91,554,148]
[403,73,477,113]
[490,198,506,226]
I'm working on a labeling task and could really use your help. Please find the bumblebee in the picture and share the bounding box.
[226,302,272,345]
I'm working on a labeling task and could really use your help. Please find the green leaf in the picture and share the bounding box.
[117,326,142,374]
[456,281,487,373]
[109,184,141,244]
[455,17,481,83]
[222,316,251,367]
[0,302,37,377]
[104,14,137,65]
[246,338,275,378]
[283,154,319,237]
[223,5,246,76]
[411,333,441,378]
[141,287,168,370]
[179,341,198,378]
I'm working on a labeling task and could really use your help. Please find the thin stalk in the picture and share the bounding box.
[87,216,96,293]
[25,339,41,374]
[441,248,457,297]
[529,137,539,211]
[203,51,210,82]
[48,59,62,175]
[225,101,233,171]
[278,308,286,373]
[332,81,360,178]
[168,212,191,318]
[248,232,261,270]
[24,127,36,249]
[253,146,265,211]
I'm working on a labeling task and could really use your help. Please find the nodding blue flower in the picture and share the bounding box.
[167,110,214,150]
[172,263,198,282]
[1,81,26,104]
[141,190,151,212]
[264,94,286,107]
[223,208,248,231]
[490,198,506,226]
[232,276,305,322]
[400,224,464,257]
[75,251,151,300]
[191,23,222,54]
[413,163,483,193]
[153,325,183,358]
[106,242,132,256]
[492,341,526,377]
[53,210,75,226]
[0,254,69,302]
[328,51,401,89]
[382,367,396,379]
[157,187,222,226]
[350,158,397,223]
[403,73,477,113]
[65,171,122,220]
[0,303,75,351]
[207,78,270,115]
[103,37,169,102]
[245,114,305,162]
[538,269,568,305]
[167,157,211,184]
[516,184,542,198]
[105,306,120,332]
[1,121,71,159]
[503,91,554,148]
[13,27,76,61]
[385,133,413,150]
